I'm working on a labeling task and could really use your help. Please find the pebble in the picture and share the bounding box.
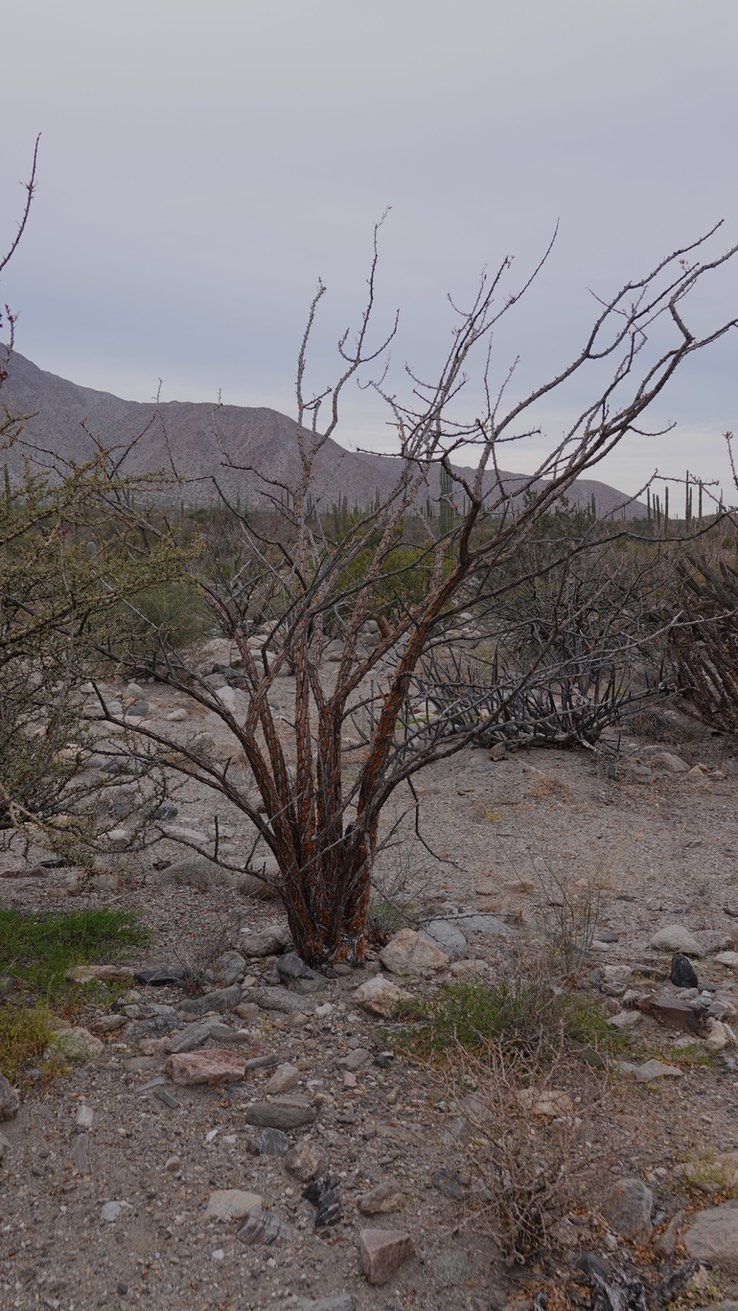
[100,1200,129,1223]
[255,1127,291,1156]
[284,1139,324,1182]
[205,1189,263,1220]
[244,1101,317,1130]
[358,1180,406,1215]
[237,1206,292,1245]
[166,1050,247,1085]
[263,1062,301,1094]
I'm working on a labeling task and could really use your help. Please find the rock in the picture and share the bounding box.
[165,1050,246,1085]
[608,1010,642,1030]
[255,1127,291,1156]
[715,952,738,969]
[634,1058,684,1081]
[420,919,468,960]
[234,1002,260,1022]
[353,975,411,1017]
[641,995,703,1034]
[654,1210,686,1258]
[706,1020,737,1052]
[177,984,242,1016]
[169,1019,238,1053]
[205,1189,263,1220]
[75,1103,94,1129]
[48,1027,104,1063]
[516,1088,575,1119]
[236,1206,292,1245]
[276,952,318,983]
[379,929,450,976]
[70,1133,91,1174]
[263,1062,300,1094]
[213,951,247,986]
[431,1168,464,1200]
[338,1047,371,1072]
[100,1201,129,1223]
[284,1138,324,1181]
[244,1101,316,1130]
[601,1178,653,1244]
[133,966,187,986]
[683,1202,738,1274]
[0,1130,11,1158]
[681,1152,738,1195]
[303,1176,342,1227]
[0,1072,20,1121]
[358,1228,415,1285]
[125,700,149,718]
[650,925,703,957]
[241,925,291,957]
[671,954,699,988]
[155,854,233,890]
[242,986,315,1015]
[358,1180,406,1215]
[166,708,188,722]
[67,964,136,988]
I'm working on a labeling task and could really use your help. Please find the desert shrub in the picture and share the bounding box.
[667,533,738,736]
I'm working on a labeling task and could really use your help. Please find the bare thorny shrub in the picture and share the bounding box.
[5,145,738,966]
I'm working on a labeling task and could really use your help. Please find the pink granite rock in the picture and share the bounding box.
[165,1049,246,1085]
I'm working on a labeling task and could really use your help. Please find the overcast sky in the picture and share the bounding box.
[2,0,738,501]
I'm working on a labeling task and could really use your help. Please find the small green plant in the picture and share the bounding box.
[680,1147,738,1197]
[0,906,148,1000]
[667,1041,715,1069]
[397,972,618,1067]
[0,1003,54,1081]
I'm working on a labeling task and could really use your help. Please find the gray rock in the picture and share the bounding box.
[125,700,149,718]
[284,1138,324,1182]
[177,984,242,1016]
[654,1210,686,1258]
[684,1202,738,1274]
[420,919,468,960]
[169,1019,235,1053]
[0,1131,12,1158]
[635,1059,684,1081]
[70,1132,91,1174]
[236,1206,292,1245]
[244,1100,317,1130]
[154,854,233,890]
[338,1047,371,1072]
[255,1127,291,1156]
[241,925,291,957]
[379,929,450,976]
[0,1072,20,1121]
[601,1178,653,1243]
[241,986,315,1015]
[650,925,703,957]
[100,1200,129,1223]
[214,951,247,986]
[276,952,318,982]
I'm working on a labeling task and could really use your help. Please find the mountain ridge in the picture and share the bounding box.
[0,349,642,516]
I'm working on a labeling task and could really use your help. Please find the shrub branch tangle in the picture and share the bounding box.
[86,222,738,967]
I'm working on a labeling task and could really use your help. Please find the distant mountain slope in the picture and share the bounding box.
[0,350,642,516]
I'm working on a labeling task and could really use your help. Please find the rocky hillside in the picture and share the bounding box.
[1,349,642,516]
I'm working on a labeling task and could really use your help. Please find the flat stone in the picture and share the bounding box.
[608,1010,642,1030]
[358,1181,406,1215]
[379,929,450,977]
[0,1072,20,1121]
[353,975,411,1017]
[715,952,738,968]
[601,1178,653,1243]
[70,1132,91,1174]
[66,964,135,984]
[241,986,315,1015]
[165,1050,246,1085]
[338,1048,371,1072]
[420,920,468,961]
[641,995,703,1034]
[0,1131,11,1158]
[169,1012,238,1054]
[205,1189,263,1220]
[650,925,703,957]
[358,1228,415,1285]
[263,1062,300,1094]
[635,1059,684,1081]
[684,1202,738,1274]
[177,984,242,1016]
[244,1101,316,1130]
